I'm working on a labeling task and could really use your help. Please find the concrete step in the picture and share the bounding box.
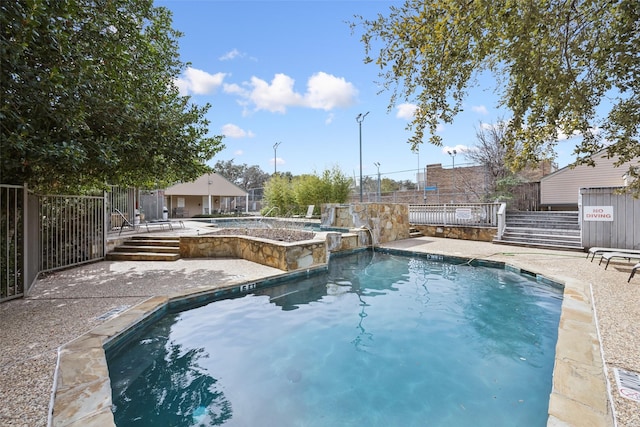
[497,211,582,250]
[499,234,582,247]
[112,245,180,254]
[505,211,580,231]
[129,236,180,241]
[506,220,580,229]
[503,227,581,238]
[507,211,579,217]
[124,238,180,247]
[105,252,181,261]
[107,236,181,261]
[497,229,583,248]
[493,239,584,251]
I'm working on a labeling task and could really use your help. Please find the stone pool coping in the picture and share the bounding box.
[50,265,328,427]
[49,244,616,427]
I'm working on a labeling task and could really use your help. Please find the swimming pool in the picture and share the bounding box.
[107,251,562,426]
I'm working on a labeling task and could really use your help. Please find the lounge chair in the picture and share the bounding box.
[598,252,640,270]
[629,263,640,282]
[586,247,640,262]
[305,205,315,218]
[114,208,139,235]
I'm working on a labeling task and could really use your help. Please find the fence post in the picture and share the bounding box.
[443,204,448,226]
[496,203,507,240]
[22,184,28,295]
[103,190,108,257]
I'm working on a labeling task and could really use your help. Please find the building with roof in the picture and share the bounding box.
[164,173,248,217]
[540,150,638,210]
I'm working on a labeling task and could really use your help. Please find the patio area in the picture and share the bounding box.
[0,223,638,426]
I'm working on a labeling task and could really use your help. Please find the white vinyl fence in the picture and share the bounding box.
[409,203,502,227]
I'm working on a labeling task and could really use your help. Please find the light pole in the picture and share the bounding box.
[447,149,457,202]
[356,112,369,202]
[374,162,381,202]
[273,142,281,174]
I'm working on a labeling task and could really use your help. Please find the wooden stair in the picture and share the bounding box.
[106,236,180,261]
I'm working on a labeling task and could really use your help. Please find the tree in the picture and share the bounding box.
[263,167,351,216]
[399,180,416,190]
[262,174,296,216]
[380,178,399,193]
[463,120,532,200]
[0,0,224,192]
[213,160,270,191]
[352,0,640,194]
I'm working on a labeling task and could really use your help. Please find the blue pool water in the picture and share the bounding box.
[107,251,562,427]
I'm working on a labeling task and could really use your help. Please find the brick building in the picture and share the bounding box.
[349,161,556,207]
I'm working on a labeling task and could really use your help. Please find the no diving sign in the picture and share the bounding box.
[584,206,614,221]
[614,368,640,402]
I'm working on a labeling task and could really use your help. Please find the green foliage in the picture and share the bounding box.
[0,0,224,192]
[494,175,526,203]
[262,174,296,215]
[380,178,399,193]
[263,167,351,215]
[213,160,270,191]
[352,0,640,194]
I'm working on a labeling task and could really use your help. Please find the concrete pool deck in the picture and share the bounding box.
[0,223,638,426]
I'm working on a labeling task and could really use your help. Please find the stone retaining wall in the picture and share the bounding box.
[180,235,327,271]
[321,203,410,244]
[412,224,496,242]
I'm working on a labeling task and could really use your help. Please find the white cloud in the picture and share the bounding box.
[270,157,285,166]
[556,126,598,141]
[325,113,335,125]
[218,48,256,62]
[472,105,488,115]
[175,67,226,95]
[396,103,417,120]
[396,103,444,131]
[223,82,247,96]
[231,72,357,113]
[249,74,304,113]
[219,49,242,61]
[303,72,358,110]
[221,123,255,139]
[234,149,244,156]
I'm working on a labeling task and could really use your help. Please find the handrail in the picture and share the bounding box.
[260,206,280,220]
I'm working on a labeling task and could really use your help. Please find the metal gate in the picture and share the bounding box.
[38,193,106,274]
[1,185,25,301]
[1,184,109,302]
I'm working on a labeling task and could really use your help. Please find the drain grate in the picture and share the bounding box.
[96,305,130,321]
[614,368,640,402]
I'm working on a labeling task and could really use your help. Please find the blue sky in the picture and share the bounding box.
[159,0,580,183]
